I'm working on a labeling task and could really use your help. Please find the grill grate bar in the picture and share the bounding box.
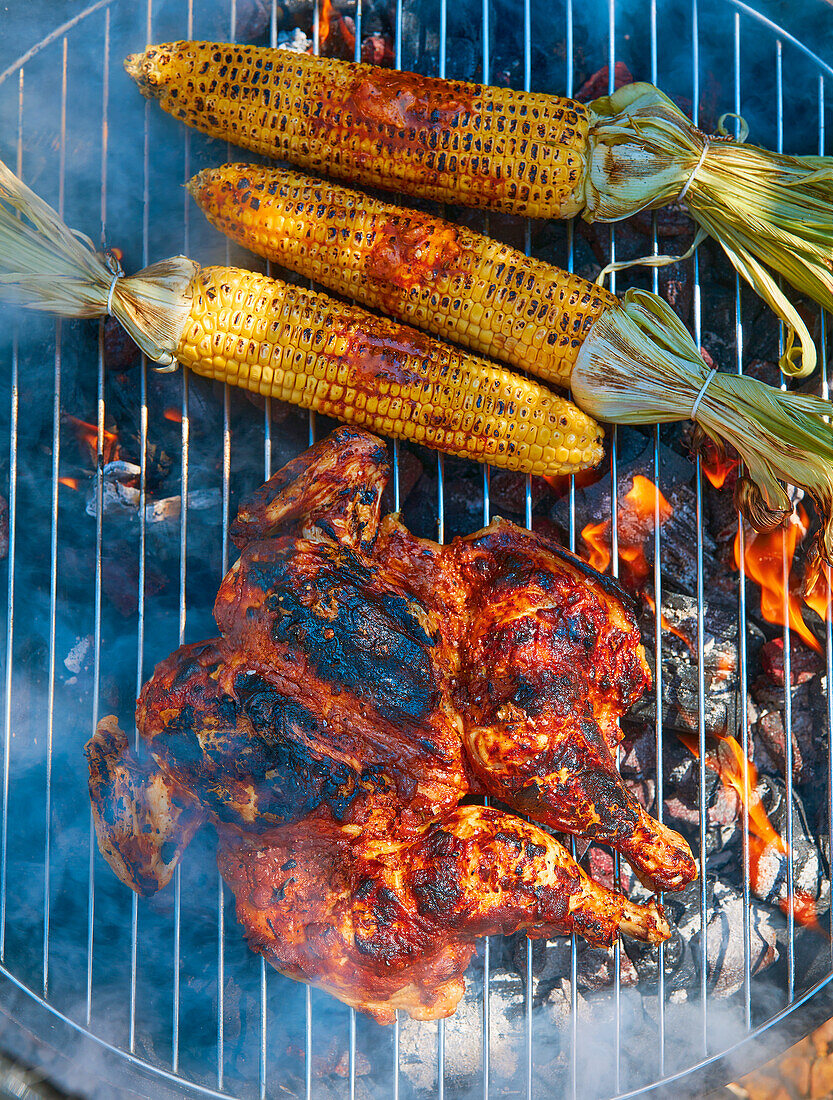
[128,895,138,1051]
[129,0,154,1055]
[649,4,668,1080]
[564,5,580,1097]
[479,3,493,1092]
[731,7,754,1037]
[172,868,182,1072]
[86,6,110,1029]
[822,74,833,980]
[347,0,361,1086]
[774,37,798,1008]
[522,0,534,1091]
[689,0,712,1059]
[606,8,628,1092]
[0,68,23,969]
[432,0,447,1091]
[305,986,313,1099]
[42,36,69,1002]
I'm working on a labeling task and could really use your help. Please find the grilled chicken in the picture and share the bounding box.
[88,425,695,1021]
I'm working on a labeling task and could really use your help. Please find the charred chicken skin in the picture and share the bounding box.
[87,426,695,1022]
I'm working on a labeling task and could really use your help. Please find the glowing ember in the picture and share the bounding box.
[64,414,119,466]
[643,593,694,653]
[58,476,81,490]
[781,889,826,934]
[712,650,735,684]
[734,518,821,654]
[678,730,823,931]
[580,476,672,587]
[163,407,183,424]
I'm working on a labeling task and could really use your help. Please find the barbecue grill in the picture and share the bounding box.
[0,0,832,1096]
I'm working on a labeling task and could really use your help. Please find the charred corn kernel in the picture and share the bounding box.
[126,42,589,219]
[176,267,604,476]
[188,164,616,389]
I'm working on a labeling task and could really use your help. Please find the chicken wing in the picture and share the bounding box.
[86,716,204,895]
[230,425,388,552]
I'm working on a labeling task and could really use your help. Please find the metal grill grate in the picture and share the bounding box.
[0,1,832,1097]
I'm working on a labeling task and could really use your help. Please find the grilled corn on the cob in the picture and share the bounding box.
[127,44,588,220]
[179,266,603,473]
[188,164,615,390]
[127,42,833,377]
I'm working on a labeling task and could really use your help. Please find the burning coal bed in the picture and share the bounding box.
[1,0,832,1096]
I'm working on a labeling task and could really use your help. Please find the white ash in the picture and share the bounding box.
[675,880,779,998]
[751,776,827,912]
[277,27,312,52]
[145,489,221,524]
[630,587,757,742]
[63,634,93,678]
[86,461,140,519]
[398,963,525,1094]
[85,462,221,528]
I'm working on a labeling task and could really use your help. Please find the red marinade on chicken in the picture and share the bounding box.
[87,425,694,1023]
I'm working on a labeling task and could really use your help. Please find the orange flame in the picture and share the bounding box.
[64,415,119,465]
[697,434,739,490]
[804,567,831,623]
[582,519,611,573]
[678,731,823,932]
[734,517,821,654]
[678,730,785,853]
[702,454,739,490]
[319,0,355,50]
[163,407,183,424]
[580,476,672,587]
[58,476,81,490]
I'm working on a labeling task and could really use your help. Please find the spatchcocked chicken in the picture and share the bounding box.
[87,426,695,1022]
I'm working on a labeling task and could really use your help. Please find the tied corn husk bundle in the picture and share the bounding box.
[586,84,833,379]
[0,159,196,366]
[572,289,833,569]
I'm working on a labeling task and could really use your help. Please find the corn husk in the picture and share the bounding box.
[586,83,833,379]
[0,158,196,366]
[571,289,833,568]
